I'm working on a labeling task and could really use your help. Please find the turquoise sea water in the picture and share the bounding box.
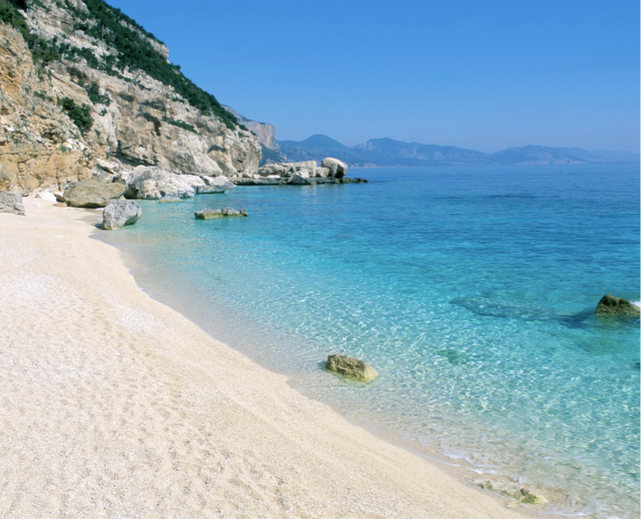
[99,164,640,518]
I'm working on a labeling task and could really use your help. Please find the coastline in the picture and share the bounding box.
[0,197,536,518]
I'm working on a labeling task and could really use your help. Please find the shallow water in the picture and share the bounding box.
[99,164,640,518]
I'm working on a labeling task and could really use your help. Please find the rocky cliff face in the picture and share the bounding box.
[0,0,261,193]
[223,105,285,165]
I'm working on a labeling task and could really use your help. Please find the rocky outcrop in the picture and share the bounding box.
[122,167,233,199]
[63,178,126,208]
[290,172,315,185]
[197,175,235,194]
[223,105,284,163]
[194,208,248,219]
[325,354,379,383]
[321,157,348,179]
[230,158,364,186]
[102,199,142,230]
[0,191,25,215]
[258,161,317,178]
[0,1,261,195]
[0,23,92,194]
[596,294,640,317]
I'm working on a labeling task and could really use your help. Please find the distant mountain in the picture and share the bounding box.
[279,135,640,168]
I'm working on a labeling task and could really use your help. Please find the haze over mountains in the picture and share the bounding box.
[278,135,640,168]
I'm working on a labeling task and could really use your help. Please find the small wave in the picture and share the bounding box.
[631,301,641,308]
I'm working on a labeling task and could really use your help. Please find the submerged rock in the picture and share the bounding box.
[479,480,548,506]
[325,354,379,383]
[63,178,126,208]
[102,200,142,230]
[194,207,248,219]
[0,191,25,215]
[159,196,182,203]
[452,298,552,321]
[596,294,640,318]
[435,349,469,365]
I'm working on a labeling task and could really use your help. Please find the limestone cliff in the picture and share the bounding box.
[223,105,286,165]
[0,0,261,193]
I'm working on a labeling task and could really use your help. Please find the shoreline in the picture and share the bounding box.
[0,197,542,518]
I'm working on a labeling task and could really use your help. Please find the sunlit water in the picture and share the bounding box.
[98,164,640,518]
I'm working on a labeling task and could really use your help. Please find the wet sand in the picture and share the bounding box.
[0,197,531,518]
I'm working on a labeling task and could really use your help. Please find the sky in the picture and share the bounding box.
[106,0,639,153]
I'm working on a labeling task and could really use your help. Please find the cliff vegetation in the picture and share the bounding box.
[0,0,261,193]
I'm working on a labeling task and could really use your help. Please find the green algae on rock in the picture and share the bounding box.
[325,354,379,383]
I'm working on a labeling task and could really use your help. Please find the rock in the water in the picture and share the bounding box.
[325,354,379,383]
[194,207,248,219]
[159,196,182,203]
[479,480,548,506]
[0,191,25,215]
[596,294,640,317]
[290,172,316,185]
[436,349,469,365]
[63,178,127,208]
[258,161,317,179]
[321,157,348,179]
[102,199,142,230]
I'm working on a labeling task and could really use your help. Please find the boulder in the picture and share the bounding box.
[596,294,640,317]
[63,178,127,208]
[36,191,57,202]
[325,354,379,383]
[124,167,201,199]
[321,157,348,179]
[0,191,25,215]
[258,163,290,178]
[258,161,317,179]
[194,207,248,220]
[290,172,316,185]
[315,167,331,178]
[102,199,142,230]
[197,175,235,194]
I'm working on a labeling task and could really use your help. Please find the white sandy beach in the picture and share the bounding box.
[0,198,532,518]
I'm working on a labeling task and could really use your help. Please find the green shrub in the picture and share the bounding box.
[84,82,111,105]
[58,97,93,134]
[162,116,197,134]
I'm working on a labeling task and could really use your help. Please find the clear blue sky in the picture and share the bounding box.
[107,0,639,152]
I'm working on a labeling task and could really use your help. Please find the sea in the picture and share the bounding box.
[97,164,640,519]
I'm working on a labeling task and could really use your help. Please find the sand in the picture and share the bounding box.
[0,198,531,518]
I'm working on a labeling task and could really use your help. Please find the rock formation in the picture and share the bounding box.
[194,208,248,219]
[325,354,379,383]
[223,105,285,165]
[0,0,261,195]
[596,294,640,317]
[321,157,348,179]
[102,199,142,230]
[228,157,365,186]
[63,177,126,208]
[121,167,233,199]
[0,191,25,215]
